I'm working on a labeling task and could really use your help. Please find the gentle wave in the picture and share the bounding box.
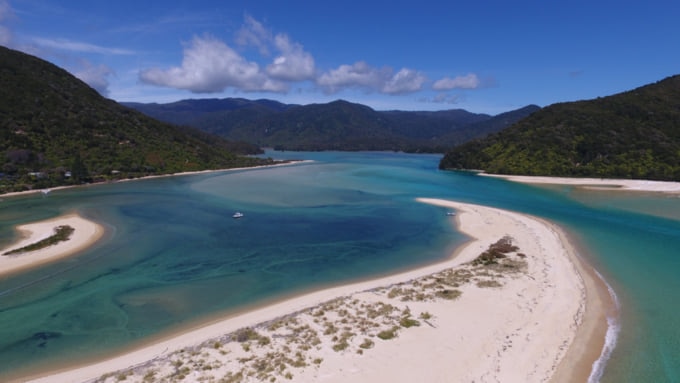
[588,269,621,383]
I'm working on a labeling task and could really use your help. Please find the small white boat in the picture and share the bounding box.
[446,211,456,216]
[232,212,244,219]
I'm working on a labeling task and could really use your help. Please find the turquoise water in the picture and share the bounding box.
[0,151,679,382]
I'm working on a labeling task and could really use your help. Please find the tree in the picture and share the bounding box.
[70,152,89,183]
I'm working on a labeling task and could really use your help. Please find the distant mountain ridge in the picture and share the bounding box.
[124,98,294,127]
[0,46,272,194]
[124,99,540,152]
[439,75,680,181]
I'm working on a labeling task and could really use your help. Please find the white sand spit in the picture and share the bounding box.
[483,174,680,193]
[0,213,105,277]
[23,200,605,383]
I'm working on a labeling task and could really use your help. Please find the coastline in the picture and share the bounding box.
[482,173,680,194]
[538,219,616,383]
[22,199,607,383]
[0,160,308,200]
[0,213,105,277]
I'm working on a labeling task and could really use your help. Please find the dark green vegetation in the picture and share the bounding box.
[471,236,520,266]
[3,225,74,255]
[124,98,540,152]
[440,75,680,180]
[0,46,273,194]
[376,326,400,340]
[399,314,420,328]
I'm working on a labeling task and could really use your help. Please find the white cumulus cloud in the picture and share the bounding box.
[266,34,316,82]
[317,62,425,95]
[235,15,273,56]
[382,68,427,94]
[139,35,287,93]
[140,17,317,94]
[317,61,390,93]
[432,73,480,90]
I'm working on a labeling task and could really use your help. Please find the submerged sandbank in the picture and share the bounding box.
[24,199,608,383]
[483,174,680,193]
[0,213,105,277]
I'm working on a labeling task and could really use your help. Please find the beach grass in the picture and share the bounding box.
[88,236,530,383]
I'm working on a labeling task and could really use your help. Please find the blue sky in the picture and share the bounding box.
[1,0,679,114]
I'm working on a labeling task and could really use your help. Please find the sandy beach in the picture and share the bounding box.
[21,199,611,383]
[483,174,680,193]
[0,213,105,277]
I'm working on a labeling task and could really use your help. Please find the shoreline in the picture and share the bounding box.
[482,173,680,194]
[21,199,609,383]
[0,160,309,200]
[537,218,617,383]
[0,213,105,277]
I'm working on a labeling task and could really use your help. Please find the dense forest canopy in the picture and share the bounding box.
[439,75,680,181]
[0,46,272,194]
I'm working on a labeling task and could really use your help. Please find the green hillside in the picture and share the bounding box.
[0,46,272,194]
[440,75,680,181]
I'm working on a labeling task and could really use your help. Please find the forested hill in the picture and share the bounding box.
[439,75,680,181]
[0,46,271,194]
[124,99,540,152]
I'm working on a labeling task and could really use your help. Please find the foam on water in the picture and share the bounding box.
[588,269,621,383]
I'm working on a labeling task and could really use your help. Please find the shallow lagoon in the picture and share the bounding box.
[1,151,679,381]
